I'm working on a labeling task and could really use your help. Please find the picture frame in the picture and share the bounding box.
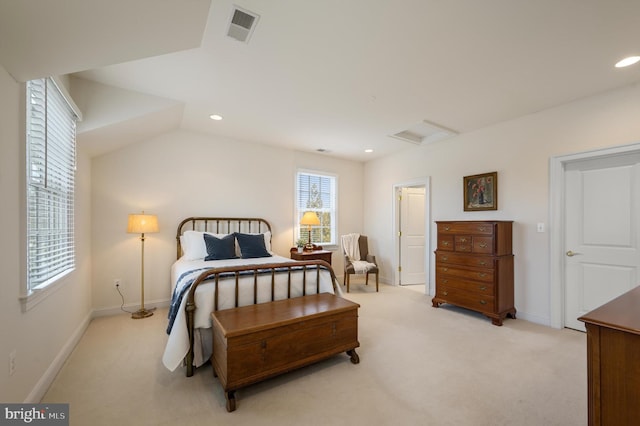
[464,172,498,211]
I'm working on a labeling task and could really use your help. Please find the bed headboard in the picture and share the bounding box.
[176,217,272,259]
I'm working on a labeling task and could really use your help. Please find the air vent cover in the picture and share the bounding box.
[227,6,259,43]
[389,120,457,145]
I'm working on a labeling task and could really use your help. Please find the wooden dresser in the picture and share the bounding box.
[432,220,516,326]
[211,293,360,411]
[578,286,640,425]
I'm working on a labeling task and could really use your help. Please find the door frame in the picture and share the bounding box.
[392,177,431,293]
[549,141,640,328]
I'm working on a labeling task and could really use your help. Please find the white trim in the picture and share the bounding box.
[391,177,431,294]
[294,168,339,247]
[549,141,640,329]
[91,298,170,318]
[19,269,73,312]
[50,76,82,121]
[24,310,91,403]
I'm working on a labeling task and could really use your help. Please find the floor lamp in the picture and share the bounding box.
[127,212,159,319]
[300,211,320,251]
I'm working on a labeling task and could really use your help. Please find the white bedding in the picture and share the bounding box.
[162,254,340,371]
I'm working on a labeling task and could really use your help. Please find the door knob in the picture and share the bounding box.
[566,250,581,257]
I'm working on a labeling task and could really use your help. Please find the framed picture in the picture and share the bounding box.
[464,172,497,211]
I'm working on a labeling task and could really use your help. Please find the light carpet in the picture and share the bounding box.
[42,283,587,426]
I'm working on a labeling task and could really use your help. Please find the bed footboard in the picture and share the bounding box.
[184,260,339,377]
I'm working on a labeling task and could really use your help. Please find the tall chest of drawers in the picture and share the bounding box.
[432,220,516,326]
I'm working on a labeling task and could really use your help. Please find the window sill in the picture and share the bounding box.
[20,269,73,312]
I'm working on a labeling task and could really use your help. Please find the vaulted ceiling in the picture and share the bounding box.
[2,0,640,161]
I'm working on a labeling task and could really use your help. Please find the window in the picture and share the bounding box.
[296,170,337,246]
[26,78,78,293]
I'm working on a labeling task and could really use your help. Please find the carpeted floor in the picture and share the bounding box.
[42,282,587,426]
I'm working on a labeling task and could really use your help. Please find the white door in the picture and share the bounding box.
[399,187,426,285]
[564,154,640,330]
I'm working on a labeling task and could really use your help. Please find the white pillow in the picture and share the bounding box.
[258,231,272,252]
[181,231,228,260]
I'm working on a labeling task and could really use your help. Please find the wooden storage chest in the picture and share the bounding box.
[211,293,360,411]
[432,220,516,325]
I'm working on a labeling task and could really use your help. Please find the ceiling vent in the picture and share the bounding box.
[389,120,457,145]
[227,6,259,43]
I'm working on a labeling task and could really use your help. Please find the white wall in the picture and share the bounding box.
[364,82,640,325]
[90,130,363,312]
[0,66,93,402]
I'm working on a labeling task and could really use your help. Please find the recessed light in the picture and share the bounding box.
[365,149,373,153]
[209,114,223,121]
[615,56,640,68]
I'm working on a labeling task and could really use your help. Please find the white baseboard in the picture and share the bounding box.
[26,298,171,403]
[25,311,92,403]
[514,310,550,327]
[91,298,171,318]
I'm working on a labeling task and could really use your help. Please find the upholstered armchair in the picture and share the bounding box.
[342,234,379,292]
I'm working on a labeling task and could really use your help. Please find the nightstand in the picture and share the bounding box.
[290,248,332,265]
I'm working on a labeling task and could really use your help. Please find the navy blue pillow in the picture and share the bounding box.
[203,233,237,261]
[235,232,272,259]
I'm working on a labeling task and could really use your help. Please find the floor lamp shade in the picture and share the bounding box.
[127,214,159,234]
[127,213,158,319]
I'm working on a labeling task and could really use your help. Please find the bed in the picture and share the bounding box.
[162,217,342,377]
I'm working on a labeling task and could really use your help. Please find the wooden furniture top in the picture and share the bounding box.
[212,293,359,338]
[578,286,640,335]
[290,248,332,257]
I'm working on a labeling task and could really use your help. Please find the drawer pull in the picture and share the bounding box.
[443,268,448,272]
[459,237,467,242]
[443,279,448,284]
[478,242,487,248]
[479,300,487,305]
[444,226,450,231]
[478,261,487,266]
[442,256,448,261]
[442,241,450,246]
[478,273,487,278]
[443,291,448,296]
[478,226,487,232]
[479,286,487,291]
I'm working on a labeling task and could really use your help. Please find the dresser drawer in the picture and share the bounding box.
[438,222,495,236]
[472,236,494,254]
[436,276,494,295]
[437,235,454,251]
[454,235,472,252]
[436,285,495,312]
[436,252,494,268]
[436,265,494,283]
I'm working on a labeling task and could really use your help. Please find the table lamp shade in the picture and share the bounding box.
[300,211,320,226]
[127,214,159,234]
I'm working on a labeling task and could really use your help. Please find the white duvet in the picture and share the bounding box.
[162,254,340,372]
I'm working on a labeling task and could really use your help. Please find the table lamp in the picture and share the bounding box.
[300,211,320,250]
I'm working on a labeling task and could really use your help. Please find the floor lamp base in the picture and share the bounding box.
[131,307,156,319]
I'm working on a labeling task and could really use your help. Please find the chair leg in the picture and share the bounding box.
[346,273,350,293]
[375,272,379,292]
[365,272,369,286]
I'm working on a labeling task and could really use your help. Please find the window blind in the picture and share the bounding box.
[26,78,77,290]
